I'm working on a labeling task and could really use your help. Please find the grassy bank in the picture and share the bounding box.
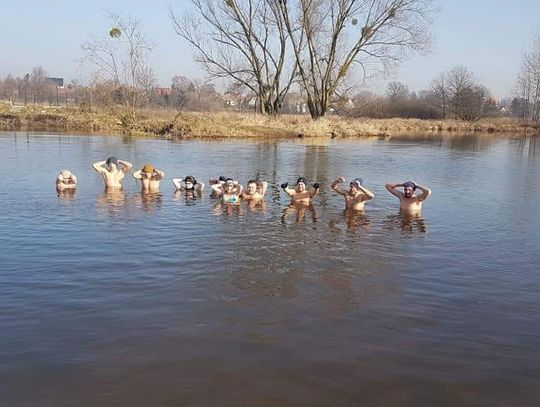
[0,103,537,139]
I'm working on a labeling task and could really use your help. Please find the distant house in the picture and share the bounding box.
[155,87,172,97]
[46,77,64,88]
[223,92,242,107]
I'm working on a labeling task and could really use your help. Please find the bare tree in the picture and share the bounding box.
[170,0,297,115]
[386,81,409,102]
[427,66,497,121]
[446,66,474,119]
[274,0,434,119]
[429,72,448,118]
[30,66,51,104]
[515,34,540,122]
[80,12,156,110]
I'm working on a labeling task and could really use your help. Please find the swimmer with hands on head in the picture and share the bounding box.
[133,163,164,192]
[281,177,320,205]
[56,170,77,191]
[92,156,132,188]
[241,179,268,201]
[172,175,205,193]
[385,181,431,215]
[331,176,374,211]
[211,177,243,203]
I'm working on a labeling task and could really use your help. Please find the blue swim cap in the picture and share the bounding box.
[403,181,416,190]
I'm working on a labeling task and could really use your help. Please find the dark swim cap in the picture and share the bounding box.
[350,178,363,188]
[106,156,118,166]
[296,177,307,185]
[403,181,417,190]
[184,175,196,184]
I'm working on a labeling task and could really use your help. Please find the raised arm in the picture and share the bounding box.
[92,160,107,173]
[196,181,205,192]
[331,177,347,195]
[154,170,165,180]
[118,159,132,173]
[172,178,184,190]
[280,182,295,197]
[358,185,375,200]
[211,182,224,195]
[415,183,432,201]
[133,170,142,180]
[309,183,320,198]
[258,181,268,197]
[385,182,404,198]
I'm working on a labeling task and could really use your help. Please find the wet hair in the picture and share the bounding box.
[247,179,257,186]
[184,175,196,184]
[106,156,118,166]
[296,177,307,185]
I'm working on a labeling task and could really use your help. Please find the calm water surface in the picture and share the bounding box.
[0,132,539,406]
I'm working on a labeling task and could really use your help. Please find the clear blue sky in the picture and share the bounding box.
[1,0,538,98]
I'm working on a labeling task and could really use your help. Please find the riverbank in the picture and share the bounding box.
[0,103,537,139]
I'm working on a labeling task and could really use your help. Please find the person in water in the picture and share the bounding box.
[172,175,205,193]
[133,163,165,192]
[281,177,320,205]
[211,177,243,203]
[241,179,268,201]
[56,170,77,191]
[331,176,375,211]
[385,180,431,215]
[92,156,132,188]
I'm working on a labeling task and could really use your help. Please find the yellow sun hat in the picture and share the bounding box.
[142,163,154,174]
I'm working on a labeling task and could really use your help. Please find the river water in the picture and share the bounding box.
[0,132,539,406]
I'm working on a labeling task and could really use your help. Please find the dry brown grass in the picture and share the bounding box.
[0,103,536,139]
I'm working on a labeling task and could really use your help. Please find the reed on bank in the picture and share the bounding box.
[0,102,537,139]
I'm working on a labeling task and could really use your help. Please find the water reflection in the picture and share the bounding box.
[281,203,318,224]
[173,190,203,206]
[3,133,540,406]
[245,199,267,212]
[516,135,538,159]
[212,201,243,217]
[134,191,163,213]
[96,188,129,217]
[329,210,372,233]
[56,187,76,201]
[384,212,428,235]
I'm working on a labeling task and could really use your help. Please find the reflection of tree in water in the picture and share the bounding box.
[446,134,497,152]
[329,210,372,233]
[384,212,428,235]
[281,203,318,224]
[516,135,538,160]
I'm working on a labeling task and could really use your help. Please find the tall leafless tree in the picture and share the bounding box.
[515,34,540,122]
[274,0,434,119]
[80,12,156,110]
[429,72,448,118]
[430,66,496,121]
[170,0,297,115]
